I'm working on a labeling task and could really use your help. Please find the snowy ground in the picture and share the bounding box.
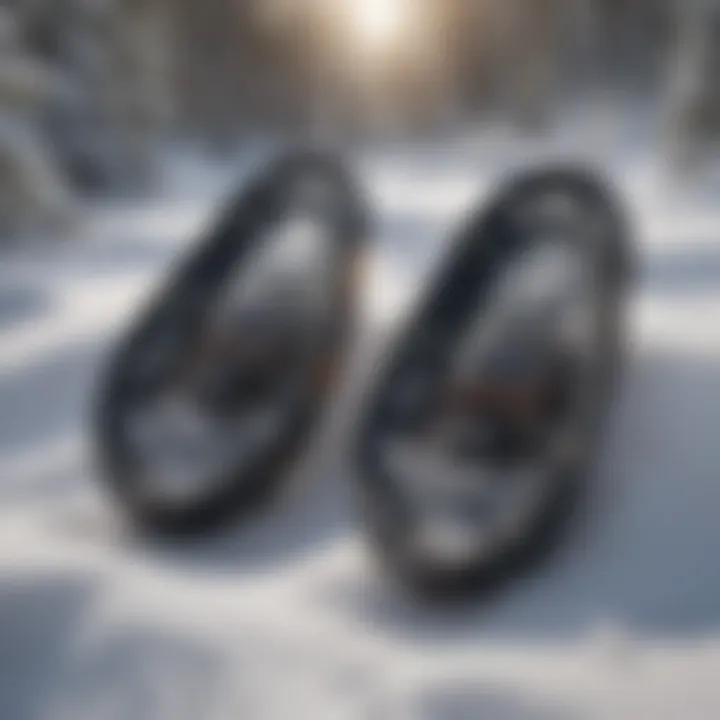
[2,127,720,719]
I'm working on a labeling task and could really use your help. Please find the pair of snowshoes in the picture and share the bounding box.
[94,150,632,598]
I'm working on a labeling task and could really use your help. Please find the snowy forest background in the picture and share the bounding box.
[0,0,718,240]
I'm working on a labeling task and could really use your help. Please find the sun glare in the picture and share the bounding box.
[353,0,406,49]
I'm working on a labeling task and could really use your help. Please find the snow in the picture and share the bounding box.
[1,127,720,719]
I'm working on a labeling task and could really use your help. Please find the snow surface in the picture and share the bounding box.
[2,123,720,719]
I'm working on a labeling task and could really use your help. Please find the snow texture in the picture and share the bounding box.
[1,119,720,719]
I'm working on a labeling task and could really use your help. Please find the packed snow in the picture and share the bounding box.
[2,124,720,719]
